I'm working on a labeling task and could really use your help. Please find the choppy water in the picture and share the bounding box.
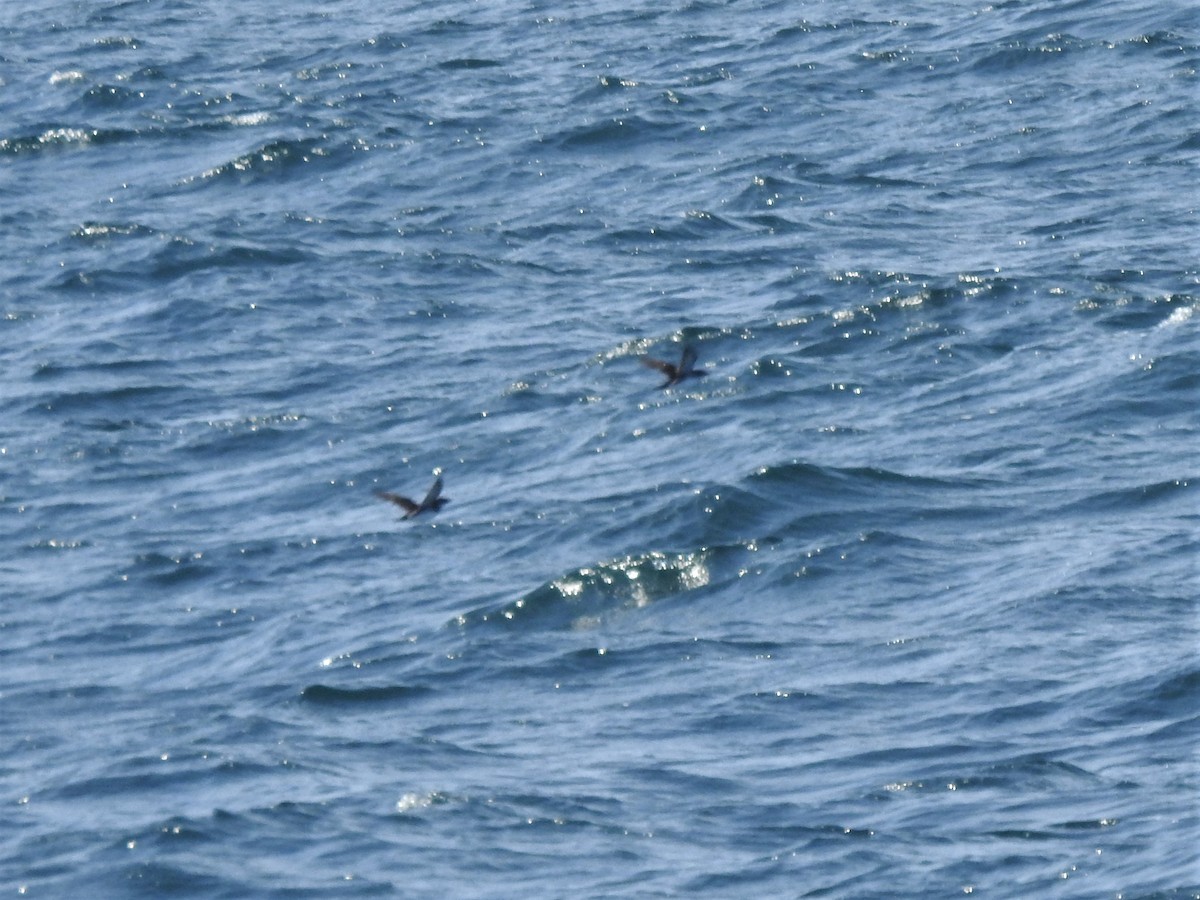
[2,1,1198,897]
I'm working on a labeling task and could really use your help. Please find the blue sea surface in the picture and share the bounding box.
[2,0,1198,896]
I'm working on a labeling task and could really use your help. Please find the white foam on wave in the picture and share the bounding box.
[224,111,272,127]
[49,70,87,85]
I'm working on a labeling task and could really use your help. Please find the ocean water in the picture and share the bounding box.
[2,0,1198,896]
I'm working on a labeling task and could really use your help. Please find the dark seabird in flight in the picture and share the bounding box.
[375,476,449,520]
[641,343,707,388]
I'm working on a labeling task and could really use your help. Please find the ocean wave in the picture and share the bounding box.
[129,550,217,587]
[80,82,144,107]
[459,546,745,632]
[749,459,976,498]
[557,114,685,150]
[69,221,157,241]
[0,115,278,161]
[58,225,312,288]
[179,412,312,459]
[0,126,119,155]
[181,137,338,186]
[1060,478,1193,516]
[152,239,312,277]
[33,383,187,417]
[29,354,150,384]
[49,70,88,85]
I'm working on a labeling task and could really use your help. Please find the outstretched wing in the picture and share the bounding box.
[375,491,420,514]
[640,356,677,378]
[421,476,444,507]
[679,344,698,374]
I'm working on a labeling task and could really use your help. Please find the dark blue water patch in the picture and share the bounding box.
[77,82,145,109]
[958,754,1104,796]
[1058,478,1194,516]
[963,696,1070,730]
[620,764,741,804]
[26,608,238,660]
[420,17,480,36]
[556,113,693,152]
[438,57,503,70]
[118,862,236,899]
[489,635,774,688]
[52,84,179,142]
[147,238,312,280]
[47,217,314,291]
[1,683,119,723]
[300,683,433,706]
[1061,360,1199,430]
[45,263,136,294]
[1095,666,1200,729]
[681,839,874,896]
[641,464,1020,562]
[694,687,836,735]
[1141,715,1200,757]
[1132,348,1200,396]
[124,863,396,898]
[129,549,219,588]
[1084,290,1198,331]
[1178,129,1200,152]
[886,329,1016,377]
[31,355,178,385]
[1026,214,1107,242]
[112,801,397,897]
[646,209,749,242]
[743,460,997,515]
[1036,583,1196,619]
[6,827,128,890]
[31,383,194,419]
[468,794,644,855]
[853,749,1103,804]
[46,751,279,806]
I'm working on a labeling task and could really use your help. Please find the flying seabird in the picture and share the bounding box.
[641,343,707,388]
[375,476,449,520]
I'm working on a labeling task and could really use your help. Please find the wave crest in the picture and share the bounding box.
[461,549,716,632]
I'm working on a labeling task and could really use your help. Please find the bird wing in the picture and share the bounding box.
[679,344,698,373]
[421,476,444,507]
[375,491,420,514]
[640,356,677,377]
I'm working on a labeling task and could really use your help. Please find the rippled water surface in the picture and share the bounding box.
[2,0,1198,896]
